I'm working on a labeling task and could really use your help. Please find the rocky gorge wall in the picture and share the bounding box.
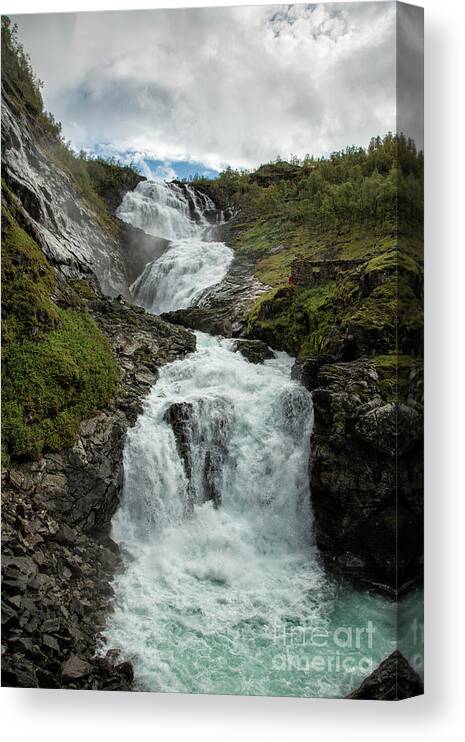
[293,355,423,594]
[1,83,127,296]
[1,81,170,299]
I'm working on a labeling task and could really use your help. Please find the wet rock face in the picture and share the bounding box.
[347,651,423,700]
[1,86,128,296]
[291,354,335,390]
[306,359,423,593]
[232,339,275,364]
[164,402,194,484]
[164,398,232,511]
[162,306,233,337]
[118,220,168,286]
[1,297,196,689]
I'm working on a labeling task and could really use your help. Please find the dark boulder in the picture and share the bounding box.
[161,307,233,337]
[347,651,423,700]
[291,354,334,390]
[61,654,92,681]
[232,339,275,364]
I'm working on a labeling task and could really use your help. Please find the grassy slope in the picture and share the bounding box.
[195,141,423,374]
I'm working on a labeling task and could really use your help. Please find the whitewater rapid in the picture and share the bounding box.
[104,179,398,697]
[117,180,232,313]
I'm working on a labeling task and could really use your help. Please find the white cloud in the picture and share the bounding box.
[12,3,422,170]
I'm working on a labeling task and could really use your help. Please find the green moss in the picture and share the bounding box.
[1,206,119,463]
[247,283,337,356]
[1,206,60,343]
[69,278,98,301]
[246,240,423,358]
[2,309,119,461]
[372,354,415,402]
[364,248,420,276]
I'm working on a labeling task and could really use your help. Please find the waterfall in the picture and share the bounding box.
[117,180,232,313]
[104,335,395,696]
[103,179,397,697]
[116,334,314,545]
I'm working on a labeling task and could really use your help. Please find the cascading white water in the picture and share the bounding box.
[104,179,398,697]
[104,333,396,696]
[117,180,233,313]
[117,180,215,240]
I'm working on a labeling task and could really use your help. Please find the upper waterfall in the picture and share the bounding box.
[117,180,219,241]
[116,180,233,314]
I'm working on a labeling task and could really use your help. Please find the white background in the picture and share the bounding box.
[1,0,464,739]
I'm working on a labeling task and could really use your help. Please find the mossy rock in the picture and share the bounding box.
[371,354,416,403]
[247,283,338,356]
[1,205,119,463]
[2,309,119,461]
[1,206,60,343]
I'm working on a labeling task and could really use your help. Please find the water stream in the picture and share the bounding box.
[104,181,398,697]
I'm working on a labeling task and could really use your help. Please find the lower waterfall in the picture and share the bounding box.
[104,334,396,697]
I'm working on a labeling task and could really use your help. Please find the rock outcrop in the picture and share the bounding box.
[163,398,232,511]
[347,651,423,700]
[164,402,194,485]
[232,339,275,364]
[1,298,196,689]
[297,357,423,593]
[118,220,168,286]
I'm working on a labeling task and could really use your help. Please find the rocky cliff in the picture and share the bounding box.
[1,83,129,297]
[293,356,423,594]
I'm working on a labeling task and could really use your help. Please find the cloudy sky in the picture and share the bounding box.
[12,2,423,179]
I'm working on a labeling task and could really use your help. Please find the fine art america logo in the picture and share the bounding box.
[271,620,377,677]
[270,616,424,681]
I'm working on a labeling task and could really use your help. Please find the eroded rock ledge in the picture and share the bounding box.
[1,297,196,689]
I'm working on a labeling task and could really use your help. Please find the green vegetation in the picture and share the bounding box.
[1,15,60,137]
[195,135,422,232]
[1,205,119,463]
[1,19,123,463]
[1,201,61,344]
[247,283,338,356]
[46,146,142,234]
[372,354,415,403]
[194,134,423,361]
[2,308,119,461]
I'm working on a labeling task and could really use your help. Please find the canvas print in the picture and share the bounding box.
[1,2,424,699]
